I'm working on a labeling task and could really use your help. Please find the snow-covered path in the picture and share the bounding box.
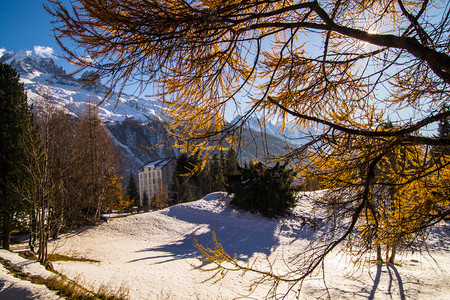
[0,250,62,300]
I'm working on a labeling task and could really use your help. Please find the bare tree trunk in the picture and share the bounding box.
[1,212,11,250]
[389,240,398,264]
[37,205,50,266]
[28,209,37,253]
[51,216,62,240]
[376,245,382,263]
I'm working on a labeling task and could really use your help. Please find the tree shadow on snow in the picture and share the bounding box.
[369,262,406,300]
[0,282,48,300]
[128,202,285,264]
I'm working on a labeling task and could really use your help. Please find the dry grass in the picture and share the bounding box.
[19,251,100,263]
[0,255,128,300]
[48,253,100,263]
[43,275,129,300]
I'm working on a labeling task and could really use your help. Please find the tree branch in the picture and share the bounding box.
[268,96,450,145]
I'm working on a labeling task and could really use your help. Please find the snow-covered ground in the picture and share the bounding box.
[1,192,449,299]
[0,250,63,299]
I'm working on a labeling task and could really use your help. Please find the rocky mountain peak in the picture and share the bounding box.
[0,50,66,76]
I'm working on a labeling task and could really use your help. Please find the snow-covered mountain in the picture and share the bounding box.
[232,115,308,145]
[1,50,305,141]
[1,50,172,173]
[1,50,65,76]
[0,50,162,122]
[2,50,292,172]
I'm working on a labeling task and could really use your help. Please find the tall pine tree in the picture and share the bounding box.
[126,172,139,209]
[0,63,33,249]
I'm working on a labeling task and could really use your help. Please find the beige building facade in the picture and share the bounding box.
[138,158,176,207]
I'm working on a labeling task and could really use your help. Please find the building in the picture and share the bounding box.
[138,158,176,207]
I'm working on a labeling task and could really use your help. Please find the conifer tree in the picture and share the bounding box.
[172,152,203,202]
[433,104,450,157]
[0,63,33,250]
[209,153,225,191]
[225,149,239,175]
[126,172,139,209]
[142,191,149,212]
[226,162,297,218]
[153,182,169,209]
[104,174,124,214]
[74,102,123,222]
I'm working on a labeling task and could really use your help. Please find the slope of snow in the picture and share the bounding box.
[15,192,444,299]
[0,267,62,300]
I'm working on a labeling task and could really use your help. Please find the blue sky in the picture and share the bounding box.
[0,0,74,72]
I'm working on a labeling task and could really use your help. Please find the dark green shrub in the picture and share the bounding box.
[226,162,297,218]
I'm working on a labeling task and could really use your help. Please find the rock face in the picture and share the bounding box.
[106,119,178,172]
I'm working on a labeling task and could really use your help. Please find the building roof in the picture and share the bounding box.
[139,158,175,172]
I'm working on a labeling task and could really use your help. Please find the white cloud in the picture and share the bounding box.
[33,46,55,58]
[0,48,5,58]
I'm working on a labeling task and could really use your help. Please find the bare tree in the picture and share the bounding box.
[18,87,63,265]
[17,89,123,265]
[153,181,169,209]
[73,101,123,224]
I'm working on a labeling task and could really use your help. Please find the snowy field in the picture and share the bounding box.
[0,250,62,299]
[1,191,449,299]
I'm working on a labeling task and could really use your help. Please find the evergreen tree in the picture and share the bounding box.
[172,152,203,202]
[225,149,239,174]
[226,162,297,218]
[209,153,225,191]
[219,150,226,173]
[209,154,220,175]
[0,63,33,250]
[142,191,149,212]
[126,172,139,209]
